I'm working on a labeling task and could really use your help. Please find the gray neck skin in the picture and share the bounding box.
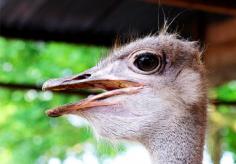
[139,106,206,164]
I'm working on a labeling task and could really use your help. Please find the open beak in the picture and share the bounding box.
[42,72,143,117]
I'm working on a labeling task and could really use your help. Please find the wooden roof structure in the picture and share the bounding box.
[0,0,232,46]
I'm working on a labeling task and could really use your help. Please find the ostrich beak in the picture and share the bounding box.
[42,72,143,117]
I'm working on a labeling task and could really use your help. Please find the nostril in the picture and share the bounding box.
[72,73,91,80]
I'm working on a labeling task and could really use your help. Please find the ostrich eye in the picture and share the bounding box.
[134,53,160,72]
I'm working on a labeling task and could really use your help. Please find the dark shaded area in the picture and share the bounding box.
[0,0,231,46]
[146,0,236,16]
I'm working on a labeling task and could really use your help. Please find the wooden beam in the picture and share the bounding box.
[206,18,236,44]
[0,82,98,96]
[204,40,236,86]
[145,0,236,16]
[204,18,236,85]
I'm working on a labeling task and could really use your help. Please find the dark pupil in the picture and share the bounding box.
[134,53,159,72]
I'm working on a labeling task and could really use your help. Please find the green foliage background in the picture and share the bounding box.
[0,37,235,164]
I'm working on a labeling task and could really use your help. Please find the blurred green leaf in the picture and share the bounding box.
[215,81,236,101]
[0,37,128,164]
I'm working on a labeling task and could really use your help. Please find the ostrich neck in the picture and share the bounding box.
[140,106,207,164]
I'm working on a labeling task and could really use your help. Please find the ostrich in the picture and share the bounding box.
[43,33,207,164]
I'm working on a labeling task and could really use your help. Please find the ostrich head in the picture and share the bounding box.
[43,33,207,163]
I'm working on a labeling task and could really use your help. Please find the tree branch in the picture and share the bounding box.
[1,82,236,106]
[0,82,98,96]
